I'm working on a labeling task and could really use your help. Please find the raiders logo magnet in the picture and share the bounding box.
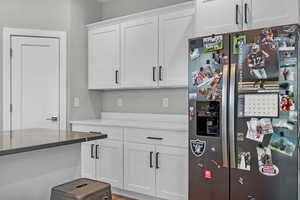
[190,139,206,157]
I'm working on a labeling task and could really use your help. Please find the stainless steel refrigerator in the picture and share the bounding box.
[188,24,299,200]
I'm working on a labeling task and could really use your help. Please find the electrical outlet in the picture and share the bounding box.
[117,98,123,107]
[162,98,169,108]
[74,97,80,107]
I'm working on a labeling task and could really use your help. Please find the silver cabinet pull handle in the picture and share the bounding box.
[95,145,99,159]
[244,3,249,24]
[146,137,163,140]
[150,151,154,168]
[91,144,95,159]
[115,70,119,84]
[46,116,58,121]
[235,4,239,25]
[155,152,160,169]
[159,66,163,81]
[153,67,156,82]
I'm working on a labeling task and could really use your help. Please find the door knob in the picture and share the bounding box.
[46,116,58,121]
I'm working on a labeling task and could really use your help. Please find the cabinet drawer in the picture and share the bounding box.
[124,128,187,148]
[72,124,123,141]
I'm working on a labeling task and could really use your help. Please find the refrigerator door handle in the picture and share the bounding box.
[221,64,229,168]
[229,63,237,168]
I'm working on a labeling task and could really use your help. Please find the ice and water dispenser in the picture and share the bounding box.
[196,101,220,137]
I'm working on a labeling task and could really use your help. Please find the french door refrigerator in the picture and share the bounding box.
[188,24,299,200]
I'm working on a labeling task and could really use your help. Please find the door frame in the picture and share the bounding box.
[2,28,67,131]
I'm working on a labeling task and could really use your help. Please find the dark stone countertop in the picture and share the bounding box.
[0,128,107,156]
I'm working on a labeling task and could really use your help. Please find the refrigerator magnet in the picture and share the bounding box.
[237,152,251,171]
[190,139,206,157]
[189,93,197,100]
[233,35,246,55]
[268,133,297,157]
[203,35,223,52]
[257,147,279,176]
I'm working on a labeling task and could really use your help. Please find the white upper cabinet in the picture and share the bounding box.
[196,0,242,36]
[87,2,195,90]
[243,0,299,30]
[196,0,300,36]
[121,17,159,88]
[158,9,195,87]
[88,25,120,89]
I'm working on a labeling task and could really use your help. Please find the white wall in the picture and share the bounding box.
[0,1,102,199]
[69,0,103,121]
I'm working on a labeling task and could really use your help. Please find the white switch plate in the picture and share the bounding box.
[162,98,169,108]
[74,97,80,107]
[117,98,123,107]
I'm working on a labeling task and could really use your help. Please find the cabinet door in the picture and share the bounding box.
[95,140,124,189]
[81,141,96,179]
[88,25,120,89]
[158,9,195,87]
[124,142,156,196]
[243,0,299,30]
[121,17,159,88]
[156,146,188,200]
[196,0,243,36]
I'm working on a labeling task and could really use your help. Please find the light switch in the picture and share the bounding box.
[74,97,80,107]
[117,98,123,107]
[162,98,169,108]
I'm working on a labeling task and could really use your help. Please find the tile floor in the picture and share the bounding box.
[112,194,136,200]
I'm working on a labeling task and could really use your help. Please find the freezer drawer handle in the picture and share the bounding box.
[235,4,239,25]
[91,144,95,159]
[146,137,163,140]
[150,151,154,168]
[89,131,102,134]
[95,145,100,159]
[155,152,160,169]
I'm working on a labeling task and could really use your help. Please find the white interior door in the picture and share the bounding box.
[11,36,60,130]
[158,9,195,87]
[121,17,159,88]
[124,142,156,196]
[156,146,188,200]
[88,25,120,89]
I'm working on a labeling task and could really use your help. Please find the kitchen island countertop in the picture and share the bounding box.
[0,128,107,156]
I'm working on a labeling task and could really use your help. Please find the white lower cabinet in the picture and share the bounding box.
[96,140,124,189]
[124,142,156,196]
[81,141,96,179]
[77,124,188,200]
[156,146,188,200]
[124,142,188,200]
[81,139,124,189]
